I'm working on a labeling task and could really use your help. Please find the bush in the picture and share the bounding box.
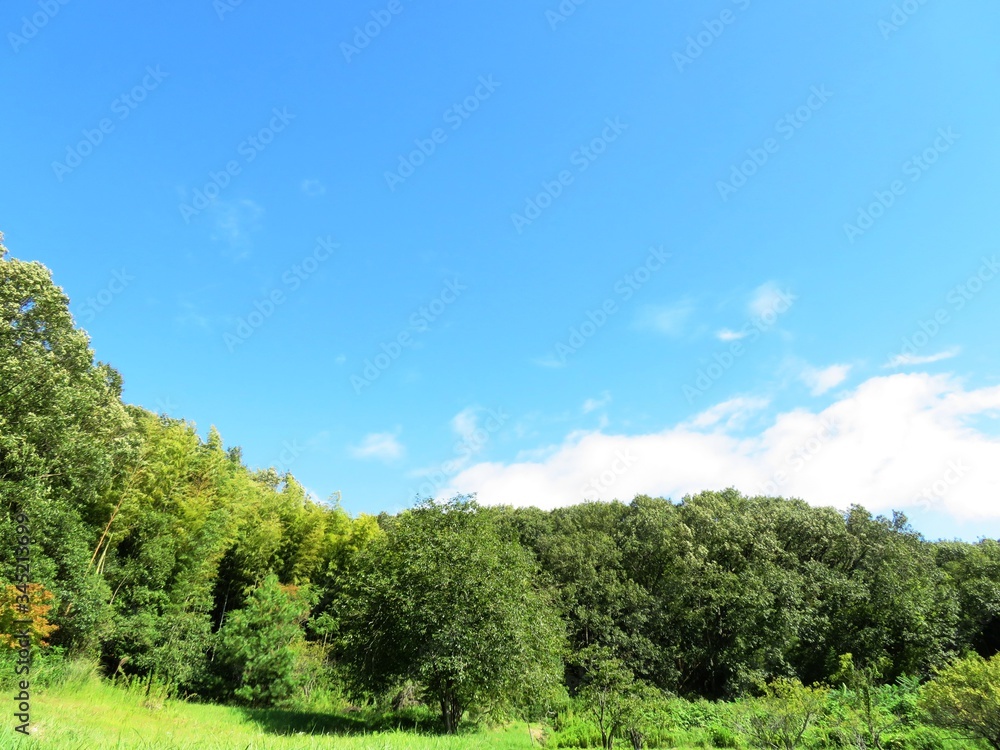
[735,679,827,750]
[549,715,604,748]
[919,653,1000,749]
[709,724,741,748]
[549,693,741,749]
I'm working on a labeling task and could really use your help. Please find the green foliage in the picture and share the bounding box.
[549,713,605,748]
[827,654,907,749]
[881,725,948,750]
[2,674,975,748]
[510,492,961,702]
[571,646,680,749]
[575,645,636,748]
[935,540,1000,657]
[0,244,136,652]
[735,678,827,750]
[337,497,566,732]
[549,693,740,749]
[919,652,1000,749]
[211,574,313,706]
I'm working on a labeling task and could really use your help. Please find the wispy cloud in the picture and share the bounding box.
[174,299,212,330]
[885,347,961,368]
[451,408,481,443]
[713,282,795,341]
[210,199,264,257]
[349,429,405,462]
[684,396,770,429]
[716,328,748,342]
[749,281,791,318]
[533,354,567,369]
[800,363,851,396]
[582,392,612,414]
[407,406,509,487]
[634,300,694,336]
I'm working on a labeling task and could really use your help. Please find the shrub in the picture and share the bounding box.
[919,653,1000,749]
[735,679,828,750]
[709,724,741,748]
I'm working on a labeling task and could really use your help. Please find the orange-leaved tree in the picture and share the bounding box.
[0,583,59,648]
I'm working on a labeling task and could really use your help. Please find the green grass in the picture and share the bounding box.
[0,676,976,750]
[0,680,540,750]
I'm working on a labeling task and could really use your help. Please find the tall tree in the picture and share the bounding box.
[1,237,136,652]
[338,497,566,732]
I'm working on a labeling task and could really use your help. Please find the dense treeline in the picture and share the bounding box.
[497,496,994,698]
[2,240,1000,738]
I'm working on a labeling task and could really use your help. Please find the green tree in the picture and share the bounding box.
[575,646,660,750]
[1,237,137,652]
[212,574,313,706]
[935,540,1000,657]
[338,497,565,732]
[919,653,1000,749]
[621,491,804,697]
[616,683,662,750]
[828,508,957,682]
[100,412,238,689]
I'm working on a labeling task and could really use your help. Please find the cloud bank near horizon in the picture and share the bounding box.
[444,373,1000,521]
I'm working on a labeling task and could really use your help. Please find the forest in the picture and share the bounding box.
[3,239,1000,748]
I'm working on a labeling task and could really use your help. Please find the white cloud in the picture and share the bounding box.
[583,392,612,414]
[407,407,508,486]
[800,364,852,396]
[349,430,405,462]
[634,300,694,336]
[451,407,480,443]
[533,354,567,369]
[749,281,795,319]
[685,396,770,429]
[716,328,748,342]
[885,348,961,368]
[712,282,795,343]
[444,373,1000,521]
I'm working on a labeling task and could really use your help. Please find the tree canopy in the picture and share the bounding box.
[337,497,565,731]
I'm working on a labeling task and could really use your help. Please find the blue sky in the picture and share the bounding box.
[3,0,1000,540]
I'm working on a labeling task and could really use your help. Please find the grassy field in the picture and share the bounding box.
[0,675,976,750]
[0,680,544,750]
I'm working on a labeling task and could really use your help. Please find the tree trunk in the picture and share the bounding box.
[438,691,463,734]
[440,697,451,734]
